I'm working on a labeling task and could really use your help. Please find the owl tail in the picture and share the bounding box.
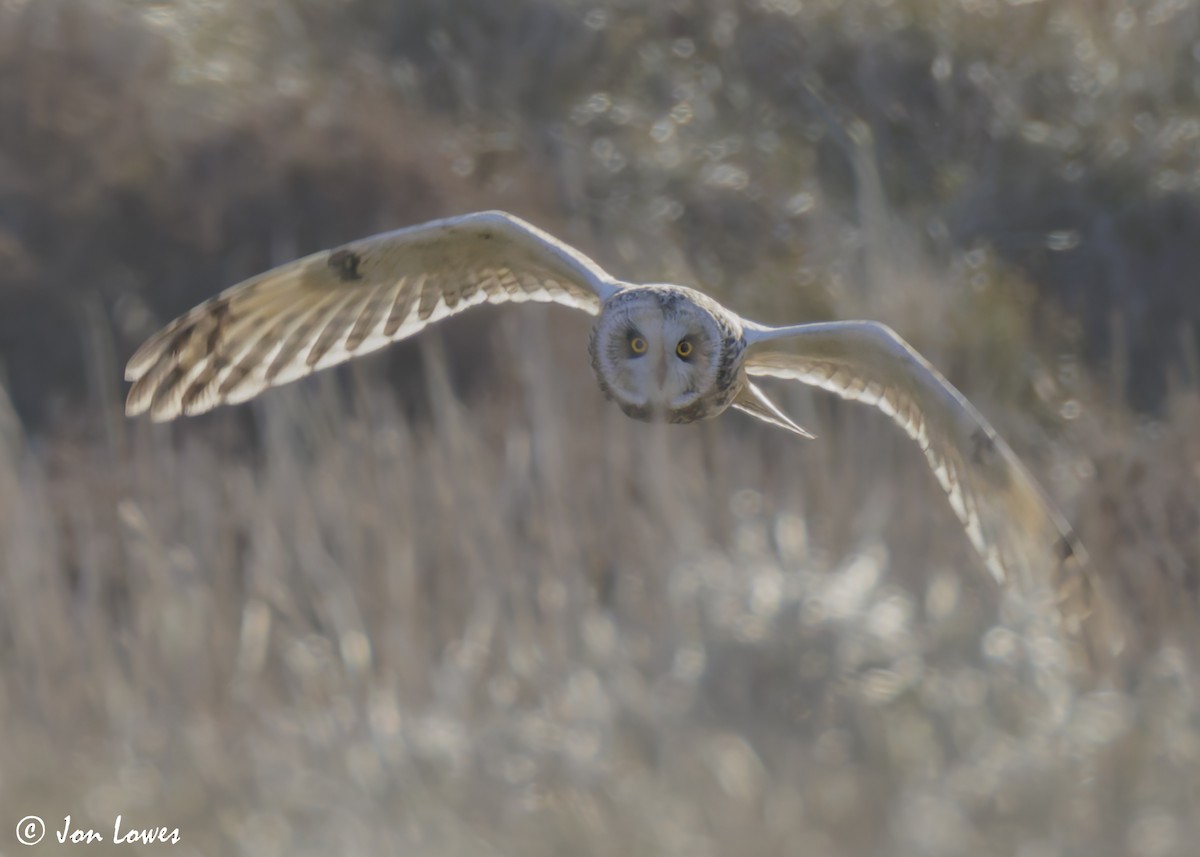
[730,380,815,439]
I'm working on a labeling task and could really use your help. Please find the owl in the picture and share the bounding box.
[125,210,1123,664]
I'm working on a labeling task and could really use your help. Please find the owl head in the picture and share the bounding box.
[588,286,743,423]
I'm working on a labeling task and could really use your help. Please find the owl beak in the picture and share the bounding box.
[654,354,670,389]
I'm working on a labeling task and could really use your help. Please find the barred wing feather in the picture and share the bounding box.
[743,320,1123,663]
[125,211,619,421]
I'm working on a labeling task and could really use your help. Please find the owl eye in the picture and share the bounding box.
[629,335,648,355]
[675,339,694,359]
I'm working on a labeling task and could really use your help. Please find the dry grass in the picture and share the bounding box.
[1,1,1199,855]
[2,318,1198,856]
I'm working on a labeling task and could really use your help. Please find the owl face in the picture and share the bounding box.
[589,286,739,423]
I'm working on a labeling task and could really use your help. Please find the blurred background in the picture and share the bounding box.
[1,0,1198,854]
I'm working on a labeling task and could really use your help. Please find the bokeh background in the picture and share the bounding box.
[1,0,1198,854]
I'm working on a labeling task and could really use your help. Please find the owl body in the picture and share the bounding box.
[587,284,748,425]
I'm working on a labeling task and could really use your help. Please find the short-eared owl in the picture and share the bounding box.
[125,211,1121,661]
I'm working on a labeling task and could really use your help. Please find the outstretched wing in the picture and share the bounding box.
[125,211,621,421]
[742,320,1123,662]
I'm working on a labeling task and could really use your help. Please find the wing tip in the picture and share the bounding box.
[124,341,163,383]
[124,377,152,418]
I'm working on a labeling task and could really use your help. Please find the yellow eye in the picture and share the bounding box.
[630,336,648,355]
[676,339,693,359]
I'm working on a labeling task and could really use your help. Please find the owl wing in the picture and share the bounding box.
[742,320,1124,663]
[125,211,622,421]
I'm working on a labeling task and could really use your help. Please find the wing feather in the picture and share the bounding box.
[743,320,1124,665]
[125,211,620,420]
